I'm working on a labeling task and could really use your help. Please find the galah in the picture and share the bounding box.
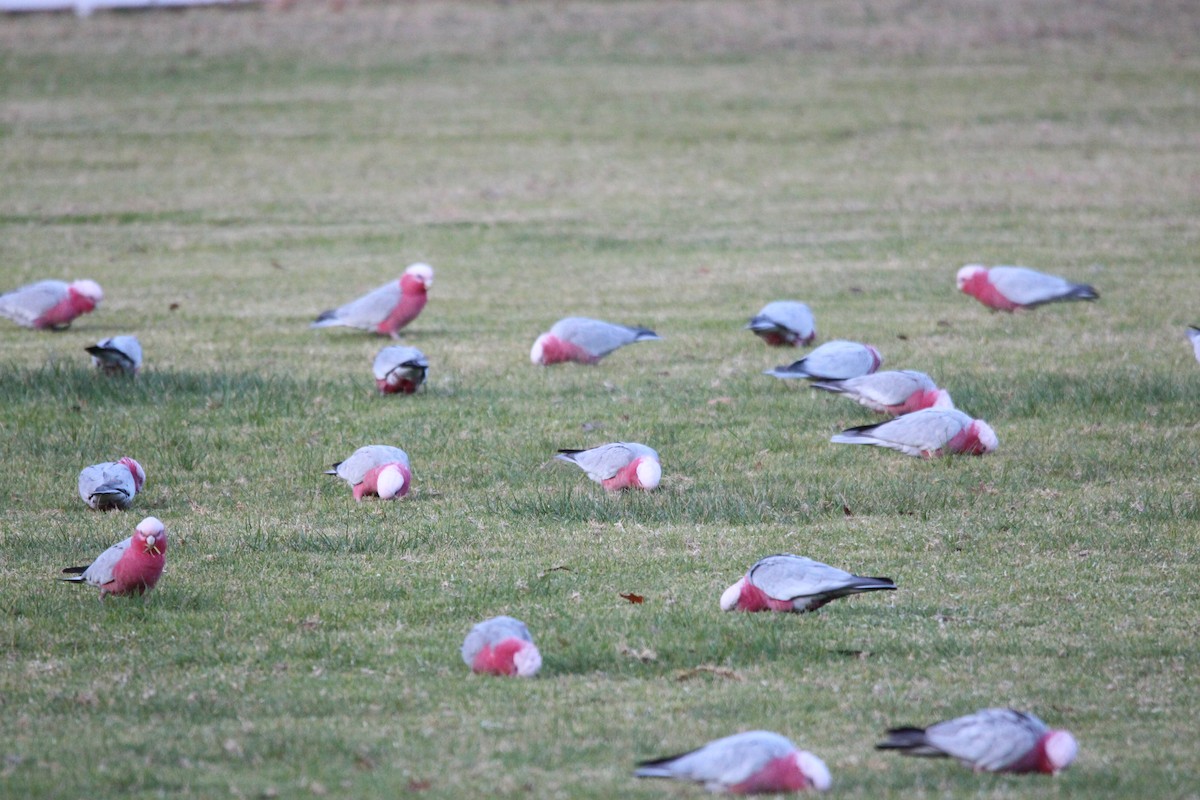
[956,265,1098,311]
[325,445,411,501]
[0,279,103,330]
[764,340,882,381]
[746,301,816,347]
[555,442,661,492]
[720,554,896,614]
[1187,326,1200,363]
[877,708,1078,775]
[310,263,433,338]
[373,345,429,394]
[530,317,661,365]
[86,335,143,376]
[60,516,167,598]
[461,615,542,677]
[634,731,831,794]
[78,457,146,511]
[810,370,952,416]
[831,408,997,457]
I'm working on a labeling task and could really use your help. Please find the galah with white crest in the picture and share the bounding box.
[635,730,831,794]
[810,370,952,416]
[831,408,997,457]
[720,554,896,614]
[764,340,882,381]
[1187,326,1200,363]
[78,457,146,511]
[461,616,542,677]
[0,279,103,330]
[877,708,1078,775]
[956,265,1098,311]
[746,301,816,347]
[555,442,661,492]
[325,445,411,500]
[86,335,143,376]
[60,516,167,599]
[373,345,428,394]
[310,263,433,338]
[530,317,661,365]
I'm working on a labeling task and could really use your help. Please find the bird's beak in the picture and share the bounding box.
[145,535,160,555]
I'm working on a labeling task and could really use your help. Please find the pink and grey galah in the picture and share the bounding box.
[86,335,143,376]
[635,730,831,794]
[810,370,953,416]
[956,265,1098,311]
[461,615,542,677]
[764,340,882,381]
[530,317,661,365]
[325,445,411,501]
[373,345,429,394]
[746,301,816,347]
[78,457,146,511]
[60,516,167,598]
[310,263,433,338]
[831,408,997,457]
[877,708,1078,775]
[1187,326,1200,364]
[0,279,103,330]
[555,442,661,492]
[720,554,896,614]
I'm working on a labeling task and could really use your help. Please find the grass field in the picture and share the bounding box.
[1,1,1199,797]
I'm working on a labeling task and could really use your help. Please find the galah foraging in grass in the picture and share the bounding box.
[831,408,997,457]
[877,708,1078,775]
[310,263,433,338]
[555,442,661,492]
[530,317,661,365]
[746,301,816,347]
[60,516,167,598]
[1187,326,1200,363]
[0,279,103,330]
[764,340,882,381]
[956,265,1098,311]
[373,345,428,394]
[720,554,896,614]
[325,445,411,501]
[461,615,542,677]
[78,457,146,511]
[810,370,952,416]
[635,731,831,794]
[86,334,142,376]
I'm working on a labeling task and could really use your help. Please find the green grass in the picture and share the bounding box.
[1,1,1199,797]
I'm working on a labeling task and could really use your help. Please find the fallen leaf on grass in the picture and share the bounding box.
[834,649,871,660]
[169,302,180,311]
[538,565,572,579]
[675,665,743,682]
[708,396,733,406]
[842,503,853,516]
[406,779,432,792]
[617,644,657,662]
[619,592,644,604]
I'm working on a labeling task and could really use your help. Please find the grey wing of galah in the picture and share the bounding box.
[88,335,142,373]
[1187,327,1200,363]
[988,266,1097,307]
[461,616,534,665]
[330,445,410,484]
[748,302,814,335]
[926,709,1047,771]
[73,537,132,586]
[767,340,875,380]
[78,462,136,509]
[556,442,655,481]
[312,282,400,329]
[552,317,659,356]
[636,731,793,786]
[749,555,859,600]
[813,370,934,407]
[0,280,66,326]
[372,346,428,380]
[832,409,971,455]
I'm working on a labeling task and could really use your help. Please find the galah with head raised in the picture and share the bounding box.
[635,730,831,794]
[877,708,1078,775]
[956,265,1098,311]
[461,616,542,677]
[746,301,816,347]
[1187,326,1200,364]
[721,554,896,614]
[530,317,661,365]
[373,345,429,394]
[764,340,882,381]
[78,457,146,511]
[310,263,433,338]
[60,516,167,599]
[831,408,997,457]
[86,335,143,376]
[555,442,661,492]
[810,370,952,416]
[325,445,411,501]
[0,279,103,330]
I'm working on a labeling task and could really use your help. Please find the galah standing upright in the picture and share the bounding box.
[720,554,896,614]
[325,445,411,501]
[460,616,542,677]
[764,340,882,381]
[530,317,661,365]
[310,263,433,338]
[78,457,146,511]
[0,279,103,330]
[1187,326,1200,363]
[746,301,816,347]
[372,345,429,394]
[809,370,952,416]
[877,708,1078,775]
[634,731,832,794]
[555,442,661,492]
[956,265,1098,311]
[86,335,143,376]
[60,516,167,599]
[831,408,997,457]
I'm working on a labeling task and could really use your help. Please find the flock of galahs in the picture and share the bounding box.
[7,258,1177,793]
